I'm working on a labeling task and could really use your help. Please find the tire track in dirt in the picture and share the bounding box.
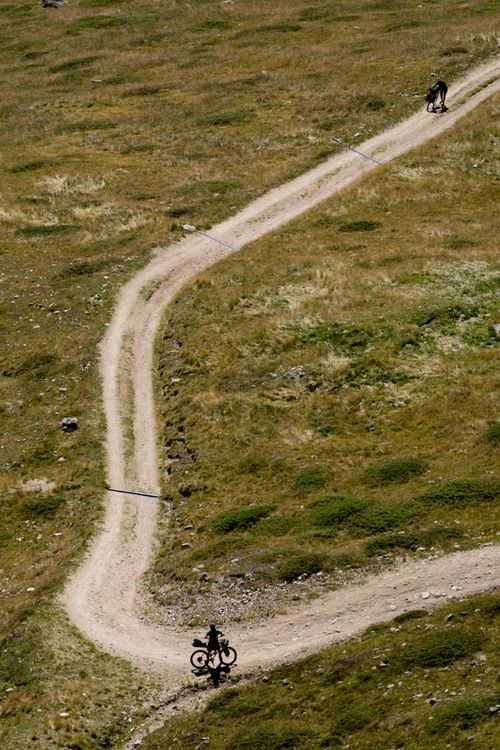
[62,59,500,682]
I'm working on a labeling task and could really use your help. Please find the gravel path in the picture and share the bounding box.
[62,59,500,686]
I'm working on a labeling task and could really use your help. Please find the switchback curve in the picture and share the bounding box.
[62,59,500,681]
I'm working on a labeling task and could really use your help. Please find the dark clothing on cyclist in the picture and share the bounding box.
[426,80,448,112]
[206,624,223,652]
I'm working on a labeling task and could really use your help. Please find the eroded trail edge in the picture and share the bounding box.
[63,60,500,680]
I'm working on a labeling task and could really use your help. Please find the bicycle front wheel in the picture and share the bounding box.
[220,647,237,666]
[190,649,208,669]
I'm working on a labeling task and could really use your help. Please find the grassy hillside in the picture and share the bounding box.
[153,96,499,624]
[140,591,500,750]
[0,0,498,747]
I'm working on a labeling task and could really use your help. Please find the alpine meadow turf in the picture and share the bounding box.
[0,0,498,748]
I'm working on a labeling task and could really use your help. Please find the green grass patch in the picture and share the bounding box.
[309,496,370,527]
[398,627,485,669]
[140,592,500,750]
[362,457,428,485]
[17,224,80,236]
[483,422,500,444]
[276,551,327,581]
[429,697,494,734]
[65,16,127,34]
[235,23,302,37]
[10,159,56,173]
[1,0,499,744]
[21,493,66,519]
[49,56,100,72]
[290,466,328,495]
[365,526,464,555]
[419,480,500,507]
[214,504,275,533]
[339,220,382,232]
[5,352,58,379]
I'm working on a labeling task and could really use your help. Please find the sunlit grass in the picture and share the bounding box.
[154,96,499,612]
[140,591,500,750]
[0,0,498,746]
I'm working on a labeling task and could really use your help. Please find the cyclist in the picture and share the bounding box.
[206,623,229,656]
[426,80,448,112]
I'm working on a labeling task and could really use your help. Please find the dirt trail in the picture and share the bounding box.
[62,59,500,683]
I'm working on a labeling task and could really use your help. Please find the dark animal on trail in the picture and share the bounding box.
[426,80,448,112]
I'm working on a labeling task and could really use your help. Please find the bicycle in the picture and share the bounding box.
[190,639,237,670]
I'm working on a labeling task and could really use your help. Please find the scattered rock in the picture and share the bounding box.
[421,591,430,599]
[60,417,78,432]
[41,0,67,6]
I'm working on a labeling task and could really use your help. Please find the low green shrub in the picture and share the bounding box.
[122,85,166,97]
[419,480,500,507]
[60,259,110,277]
[338,220,381,232]
[291,467,328,495]
[194,20,232,32]
[276,552,326,582]
[8,353,57,378]
[229,727,309,750]
[20,440,55,468]
[50,56,100,72]
[309,496,370,527]
[253,516,292,536]
[18,224,79,236]
[399,627,485,669]
[392,609,428,624]
[306,322,370,351]
[214,504,275,533]
[10,159,56,173]
[483,422,500,444]
[22,493,66,519]
[235,24,302,37]
[66,16,127,34]
[362,457,428,485]
[365,526,464,554]
[331,707,370,736]
[329,552,367,570]
[441,45,468,56]
[189,536,251,560]
[429,698,493,734]
[347,501,421,535]
[163,206,193,218]
[359,95,386,111]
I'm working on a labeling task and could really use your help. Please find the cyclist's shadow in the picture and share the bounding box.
[193,662,231,687]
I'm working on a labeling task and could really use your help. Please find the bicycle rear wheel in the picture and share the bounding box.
[220,647,237,666]
[190,649,209,669]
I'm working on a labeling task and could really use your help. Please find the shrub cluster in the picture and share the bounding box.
[398,627,485,669]
[419,479,499,507]
[213,504,275,533]
[362,456,428,485]
[276,552,326,582]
